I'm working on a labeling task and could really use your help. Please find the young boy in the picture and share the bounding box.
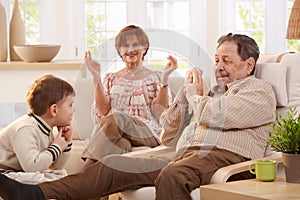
[0,74,75,183]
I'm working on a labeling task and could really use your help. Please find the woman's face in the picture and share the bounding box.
[119,35,147,66]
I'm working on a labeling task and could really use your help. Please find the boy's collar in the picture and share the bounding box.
[28,113,52,136]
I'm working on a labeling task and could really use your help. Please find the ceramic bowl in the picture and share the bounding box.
[13,44,61,62]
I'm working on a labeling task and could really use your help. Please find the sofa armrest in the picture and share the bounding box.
[210,152,283,184]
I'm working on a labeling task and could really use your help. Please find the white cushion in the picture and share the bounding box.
[257,54,277,63]
[255,63,288,107]
[72,78,94,140]
[276,52,300,115]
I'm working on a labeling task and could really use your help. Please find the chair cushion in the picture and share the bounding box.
[255,63,288,107]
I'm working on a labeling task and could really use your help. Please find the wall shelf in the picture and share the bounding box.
[0,61,82,70]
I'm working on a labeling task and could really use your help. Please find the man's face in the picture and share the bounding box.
[214,41,253,85]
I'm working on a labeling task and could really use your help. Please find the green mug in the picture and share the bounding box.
[249,159,276,181]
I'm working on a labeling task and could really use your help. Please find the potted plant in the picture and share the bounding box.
[267,107,300,183]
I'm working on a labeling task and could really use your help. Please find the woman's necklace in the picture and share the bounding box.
[125,66,144,77]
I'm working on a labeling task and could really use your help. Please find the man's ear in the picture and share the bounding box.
[50,104,57,116]
[246,57,255,75]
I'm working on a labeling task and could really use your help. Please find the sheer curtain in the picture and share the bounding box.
[38,0,206,61]
[39,0,85,60]
[2,0,293,60]
[3,0,207,60]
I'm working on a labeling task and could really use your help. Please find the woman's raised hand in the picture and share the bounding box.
[84,50,101,79]
[164,55,178,77]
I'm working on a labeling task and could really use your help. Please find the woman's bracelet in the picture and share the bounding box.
[159,83,168,88]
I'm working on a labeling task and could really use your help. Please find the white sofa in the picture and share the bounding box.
[63,52,300,199]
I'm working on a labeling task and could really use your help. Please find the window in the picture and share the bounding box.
[85,0,126,53]
[146,0,190,36]
[8,0,202,61]
[220,0,300,53]
[234,1,265,50]
[15,0,39,44]
[8,0,298,58]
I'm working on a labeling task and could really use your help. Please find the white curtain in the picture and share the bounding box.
[39,0,85,60]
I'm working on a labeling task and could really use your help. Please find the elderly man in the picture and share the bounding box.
[0,33,276,200]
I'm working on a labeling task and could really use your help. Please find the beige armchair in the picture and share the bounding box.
[118,146,283,200]
[118,52,300,200]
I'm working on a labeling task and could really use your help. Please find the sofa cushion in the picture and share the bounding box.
[72,78,94,140]
[257,54,277,63]
[255,63,288,107]
[276,52,300,115]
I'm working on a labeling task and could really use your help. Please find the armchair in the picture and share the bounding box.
[118,52,300,200]
[119,146,283,200]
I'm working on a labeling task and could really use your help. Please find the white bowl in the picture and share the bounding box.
[13,44,61,62]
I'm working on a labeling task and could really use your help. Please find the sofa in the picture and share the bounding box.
[63,52,300,199]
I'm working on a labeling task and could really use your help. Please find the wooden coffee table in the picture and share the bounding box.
[200,176,300,200]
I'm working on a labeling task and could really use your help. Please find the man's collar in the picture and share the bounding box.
[209,75,254,97]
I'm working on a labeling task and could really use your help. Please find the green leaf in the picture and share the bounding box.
[267,107,300,154]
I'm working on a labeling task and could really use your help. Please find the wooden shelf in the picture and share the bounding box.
[0,60,83,70]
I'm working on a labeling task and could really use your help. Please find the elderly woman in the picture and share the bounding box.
[81,25,177,170]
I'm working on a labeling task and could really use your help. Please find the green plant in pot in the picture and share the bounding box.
[267,107,300,183]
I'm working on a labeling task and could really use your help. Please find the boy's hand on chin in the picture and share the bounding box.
[58,126,73,142]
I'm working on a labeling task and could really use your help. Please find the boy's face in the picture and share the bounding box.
[55,94,75,126]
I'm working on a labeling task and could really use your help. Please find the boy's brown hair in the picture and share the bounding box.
[26,74,75,115]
